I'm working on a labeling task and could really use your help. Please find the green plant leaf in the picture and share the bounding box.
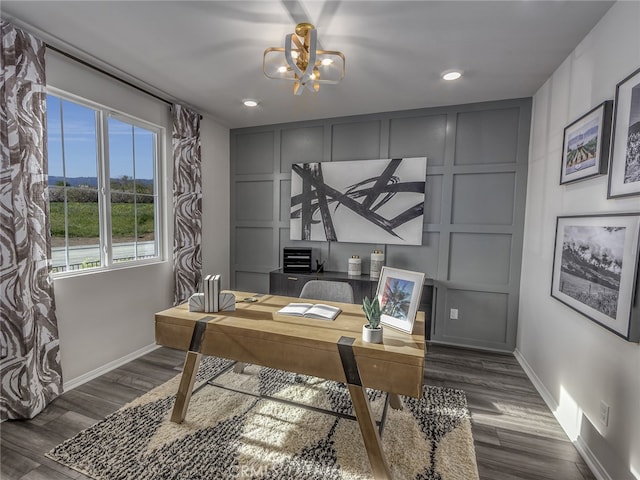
[362,296,381,329]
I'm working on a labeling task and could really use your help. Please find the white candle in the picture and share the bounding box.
[370,250,384,279]
[348,255,362,276]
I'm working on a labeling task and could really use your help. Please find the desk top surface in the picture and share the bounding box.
[155,291,425,366]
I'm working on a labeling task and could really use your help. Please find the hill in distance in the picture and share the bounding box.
[48,176,153,187]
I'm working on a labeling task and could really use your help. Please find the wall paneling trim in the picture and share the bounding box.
[230,98,531,351]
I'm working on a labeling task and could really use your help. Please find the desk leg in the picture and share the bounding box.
[170,351,202,423]
[170,318,209,424]
[388,393,403,410]
[348,384,392,479]
[337,337,392,480]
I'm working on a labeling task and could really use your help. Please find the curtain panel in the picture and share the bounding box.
[172,104,202,305]
[0,21,63,420]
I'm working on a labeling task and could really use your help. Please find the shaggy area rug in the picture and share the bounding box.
[47,357,479,479]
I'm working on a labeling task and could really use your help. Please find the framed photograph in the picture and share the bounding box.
[608,67,640,198]
[560,100,613,185]
[375,266,425,334]
[551,213,640,341]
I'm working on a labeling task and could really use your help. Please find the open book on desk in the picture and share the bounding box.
[276,302,341,321]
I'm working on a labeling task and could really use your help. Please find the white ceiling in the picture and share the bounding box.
[2,1,614,129]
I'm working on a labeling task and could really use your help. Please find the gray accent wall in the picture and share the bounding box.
[230,98,531,352]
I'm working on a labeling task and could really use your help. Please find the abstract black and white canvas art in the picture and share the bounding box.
[290,157,427,245]
[551,214,640,341]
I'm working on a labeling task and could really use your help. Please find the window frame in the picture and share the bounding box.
[47,87,165,277]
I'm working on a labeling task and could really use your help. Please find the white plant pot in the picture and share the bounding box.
[362,324,383,344]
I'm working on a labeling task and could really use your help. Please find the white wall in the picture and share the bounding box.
[47,51,230,387]
[201,117,230,288]
[518,3,640,479]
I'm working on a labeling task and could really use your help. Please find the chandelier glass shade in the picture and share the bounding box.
[263,23,345,95]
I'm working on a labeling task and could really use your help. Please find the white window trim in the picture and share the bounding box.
[47,86,166,277]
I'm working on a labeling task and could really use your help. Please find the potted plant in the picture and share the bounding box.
[362,296,383,343]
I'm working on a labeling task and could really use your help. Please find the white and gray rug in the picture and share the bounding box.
[47,357,479,479]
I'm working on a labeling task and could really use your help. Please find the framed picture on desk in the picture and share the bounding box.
[376,267,425,334]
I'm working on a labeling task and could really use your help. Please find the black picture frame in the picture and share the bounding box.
[551,213,640,341]
[608,66,640,198]
[560,100,613,185]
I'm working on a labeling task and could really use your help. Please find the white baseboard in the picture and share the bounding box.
[512,349,559,412]
[574,435,613,480]
[63,343,160,392]
[513,348,611,480]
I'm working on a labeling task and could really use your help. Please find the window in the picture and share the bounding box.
[47,91,163,274]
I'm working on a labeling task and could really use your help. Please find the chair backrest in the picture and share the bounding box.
[299,280,355,304]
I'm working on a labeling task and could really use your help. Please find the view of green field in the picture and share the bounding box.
[49,202,155,239]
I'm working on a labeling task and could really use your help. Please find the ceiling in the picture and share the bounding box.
[2,1,614,129]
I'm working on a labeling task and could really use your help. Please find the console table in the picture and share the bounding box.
[155,291,426,480]
[269,269,435,339]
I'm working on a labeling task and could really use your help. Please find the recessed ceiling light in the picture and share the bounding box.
[321,58,333,66]
[442,70,463,81]
[243,99,259,107]
[277,65,288,73]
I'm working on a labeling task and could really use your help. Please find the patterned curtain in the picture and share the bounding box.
[172,104,202,305]
[0,21,63,420]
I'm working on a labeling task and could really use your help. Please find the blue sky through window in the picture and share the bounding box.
[47,95,155,182]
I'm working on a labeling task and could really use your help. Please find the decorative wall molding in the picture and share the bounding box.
[230,98,531,352]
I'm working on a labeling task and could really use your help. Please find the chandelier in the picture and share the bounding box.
[263,23,345,95]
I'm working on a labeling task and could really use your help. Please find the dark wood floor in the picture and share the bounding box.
[1,344,595,480]
[424,345,595,480]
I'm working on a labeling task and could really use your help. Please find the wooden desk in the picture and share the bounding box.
[155,291,425,480]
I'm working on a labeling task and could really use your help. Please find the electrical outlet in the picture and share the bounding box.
[599,401,610,426]
[450,308,459,320]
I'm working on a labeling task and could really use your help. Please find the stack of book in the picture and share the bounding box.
[188,280,235,313]
[203,274,221,312]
